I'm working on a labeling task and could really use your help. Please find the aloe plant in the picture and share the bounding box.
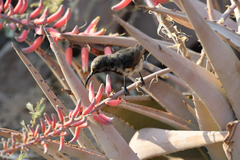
[1,0,240,159]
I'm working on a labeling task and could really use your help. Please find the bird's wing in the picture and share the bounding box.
[123,45,145,69]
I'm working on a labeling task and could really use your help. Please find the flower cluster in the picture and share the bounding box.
[0,73,127,155]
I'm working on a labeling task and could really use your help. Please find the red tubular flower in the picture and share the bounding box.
[69,126,81,143]
[0,23,3,30]
[2,138,7,150]
[92,114,111,125]
[34,124,40,138]
[44,125,52,136]
[48,27,63,40]
[39,7,49,19]
[106,97,126,106]
[27,124,35,136]
[11,134,16,148]
[71,116,86,127]
[82,98,96,115]
[30,0,43,19]
[7,22,15,30]
[79,28,106,36]
[84,16,100,33]
[35,25,44,35]
[23,130,28,144]
[22,36,43,53]
[64,25,79,34]
[105,74,111,96]
[56,105,64,123]
[81,46,89,74]
[104,46,112,55]
[15,30,28,42]
[4,0,11,10]
[53,8,71,29]
[33,15,47,25]
[58,136,64,151]
[40,118,45,132]
[96,83,104,103]
[65,47,73,66]
[47,4,65,23]
[63,118,74,127]
[51,113,57,129]
[21,13,30,24]
[111,0,132,11]
[151,0,172,5]
[13,0,23,14]
[19,0,28,15]
[7,4,14,17]
[71,99,81,118]
[98,113,114,123]
[44,113,52,126]
[41,141,48,154]
[89,81,95,102]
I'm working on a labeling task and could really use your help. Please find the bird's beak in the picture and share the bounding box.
[85,72,93,87]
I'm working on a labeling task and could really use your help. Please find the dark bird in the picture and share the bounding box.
[85,44,145,94]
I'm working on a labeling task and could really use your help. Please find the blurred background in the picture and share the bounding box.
[0,0,231,159]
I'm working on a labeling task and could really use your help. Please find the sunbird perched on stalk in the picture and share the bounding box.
[85,44,145,95]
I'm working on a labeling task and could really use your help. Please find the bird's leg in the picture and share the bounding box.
[139,72,145,86]
[123,76,129,95]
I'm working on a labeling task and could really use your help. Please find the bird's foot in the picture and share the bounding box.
[136,77,145,87]
[138,72,145,87]
[122,86,129,96]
